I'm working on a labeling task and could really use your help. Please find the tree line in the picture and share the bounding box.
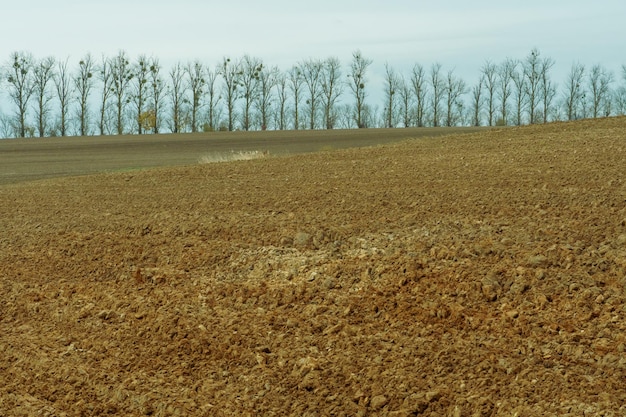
[1,48,625,138]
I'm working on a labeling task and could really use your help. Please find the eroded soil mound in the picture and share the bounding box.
[1,118,626,416]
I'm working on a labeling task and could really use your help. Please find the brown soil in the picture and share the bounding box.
[1,118,625,416]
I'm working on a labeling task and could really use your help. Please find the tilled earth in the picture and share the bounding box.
[1,118,626,416]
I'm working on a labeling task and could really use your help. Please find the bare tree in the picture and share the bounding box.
[169,62,187,133]
[444,68,467,127]
[5,52,36,137]
[288,65,303,130]
[15,48,626,134]
[588,64,613,118]
[186,60,206,132]
[615,88,626,116]
[204,65,220,131]
[239,55,262,130]
[481,60,498,126]
[511,63,526,126]
[497,58,515,125]
[540,56,557,123]
[0,113,12,138]
[362,103,378,129]
[74,54,94,136]
[54,58,72,136]
[98,55,114,135]
[430,63,444,127]
[383,63,400,128]
[523,48,542,124]
[256,65,279,130]
[33,56,56,137]
[320,57,343,129]
[148,58,165,133]
[348,50,372,128]
[563,62,585,120]
[615,65,626,115]
[471,75,485,126]
[132,55,150,134]
[398,75,413,127]
[411,63,428,127]
[275,72,289,130]
[335,104,353,129]
[110,51,134,135]
[301,58,323,129]
[220,57,241,131]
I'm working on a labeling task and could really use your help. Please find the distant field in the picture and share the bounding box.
[0,127,487,184]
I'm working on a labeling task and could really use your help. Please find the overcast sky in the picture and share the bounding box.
[1,0,625,91]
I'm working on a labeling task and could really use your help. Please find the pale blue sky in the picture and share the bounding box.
[1,0,625,87]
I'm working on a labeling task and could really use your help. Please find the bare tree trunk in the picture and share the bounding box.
[33,57,56,137]
[411,63,427,127]
[471,75,484,126]
[74,54,94,136]
[288,65,303,130]
[349,50,372,128]
[110,51,133,135]
[276,72,288,130]
[523,48,542,124]
[149,58,165,134]
[205,65,220,131]
[169,62,187,134]
[321,57,343,129]
[54,58,72,136]
[256,65,279,130]
[5,52,35,138]
[588,64,613,118]
[186,60,206,133]
[512,66,526,126]
[563,62,585,120]
[430,63,443,127]
[398,75,413,127]
[497,58,516,125]
[98,55,114,135]
[220,57,241,131]
[444,69,467,127]
[240,55,262,131]
[133,55,150,134]
[481,60,497,126]
[301,59,323,130]
[383,63,400,128]
[540,56,556,123]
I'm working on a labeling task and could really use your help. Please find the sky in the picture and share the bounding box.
[1,0,625,98]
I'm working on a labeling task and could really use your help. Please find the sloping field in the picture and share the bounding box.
[1,119,625,416]
[0,127,486,185]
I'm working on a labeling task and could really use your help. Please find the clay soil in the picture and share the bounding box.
[1,118,626,416]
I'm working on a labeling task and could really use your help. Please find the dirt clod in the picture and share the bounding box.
[370,395,388,410]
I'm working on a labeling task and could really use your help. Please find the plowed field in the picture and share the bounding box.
[1,119,626,416]
[0,127,486,185]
